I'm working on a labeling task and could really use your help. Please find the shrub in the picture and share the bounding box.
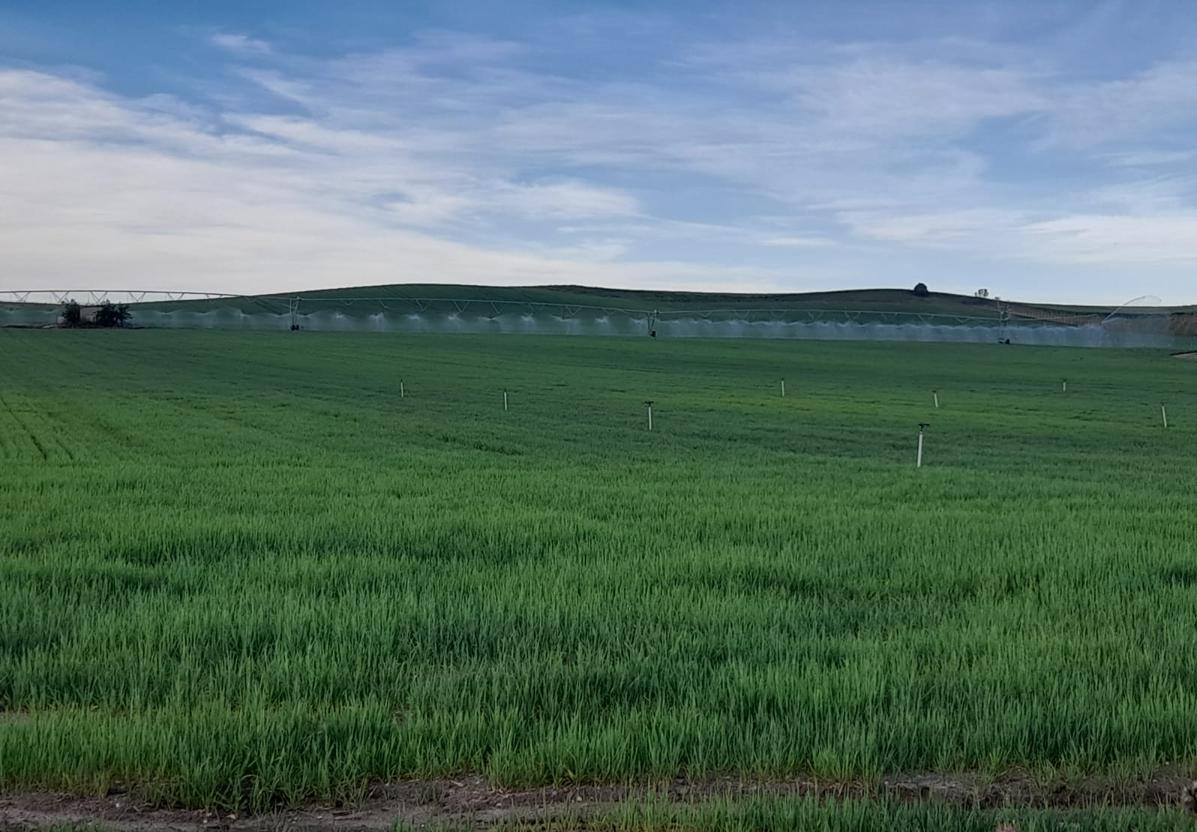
[93,302,131,328]
[61,300,82,327]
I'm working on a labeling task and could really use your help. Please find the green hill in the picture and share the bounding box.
[151,284,1060,317]
[132,283,1197,321]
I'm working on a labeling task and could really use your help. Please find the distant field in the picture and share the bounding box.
[2,330,1196,818]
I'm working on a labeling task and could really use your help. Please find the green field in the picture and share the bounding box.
[1,329,1196,820]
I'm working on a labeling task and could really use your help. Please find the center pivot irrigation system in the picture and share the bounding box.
[1,289,1192,348]
[0,290,238,305]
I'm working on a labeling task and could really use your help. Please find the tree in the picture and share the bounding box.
[61,300,82,327]
[93,302,131,328]
[975,288,989,299]
[912,282,929,297]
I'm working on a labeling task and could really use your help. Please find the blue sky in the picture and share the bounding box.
[3,1,1197,303]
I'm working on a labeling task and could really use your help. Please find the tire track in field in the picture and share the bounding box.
[103,389,304,461]
[19,337,356,456]
[0,331,80,462]
[0,335,277,460]
[0,393,49,461]
[73,408,141,457]
[16,395,78,463]
[0,395,23,460]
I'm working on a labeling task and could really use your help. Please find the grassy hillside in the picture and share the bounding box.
[1,329,1196,814]
[244,282,1197,315]
[293,284,1006,314]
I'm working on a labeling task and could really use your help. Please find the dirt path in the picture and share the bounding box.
[2,771,1194,831]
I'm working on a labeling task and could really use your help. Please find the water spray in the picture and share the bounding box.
[1102,294,1163,324]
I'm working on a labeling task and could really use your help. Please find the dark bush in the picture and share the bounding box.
[94,302,131,328]
[912,282,929,297]
[62,300,82,327]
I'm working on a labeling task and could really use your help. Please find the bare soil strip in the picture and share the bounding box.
[2,771,1193,831]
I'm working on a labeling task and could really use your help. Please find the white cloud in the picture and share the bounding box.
[1103,149,1197,168]
[1043,60,1197,149]
[0,68,764,294]
[761,236,833,248]
[782,58,1047,137]
[211,33,272,56]
[496,181,639,220]
[837,207,1028,246]
[835,202,1197,269]
[1024,214,1197,265]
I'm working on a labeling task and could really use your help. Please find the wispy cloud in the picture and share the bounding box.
[0,66,773,293]
[1042,60,1197,149]
[211,32,273,56]
[1023,213,1197,265]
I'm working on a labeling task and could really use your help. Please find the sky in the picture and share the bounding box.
[2,1,1197,304]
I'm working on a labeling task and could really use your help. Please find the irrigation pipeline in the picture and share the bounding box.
[268,297,1020,327]
[0,290,1021,325]
[0,290,238,304]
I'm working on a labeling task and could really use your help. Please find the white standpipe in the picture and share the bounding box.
[504,390,508,412]
[1162,404,1168,429]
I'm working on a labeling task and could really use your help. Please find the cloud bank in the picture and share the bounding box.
[3,12,1197,303]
